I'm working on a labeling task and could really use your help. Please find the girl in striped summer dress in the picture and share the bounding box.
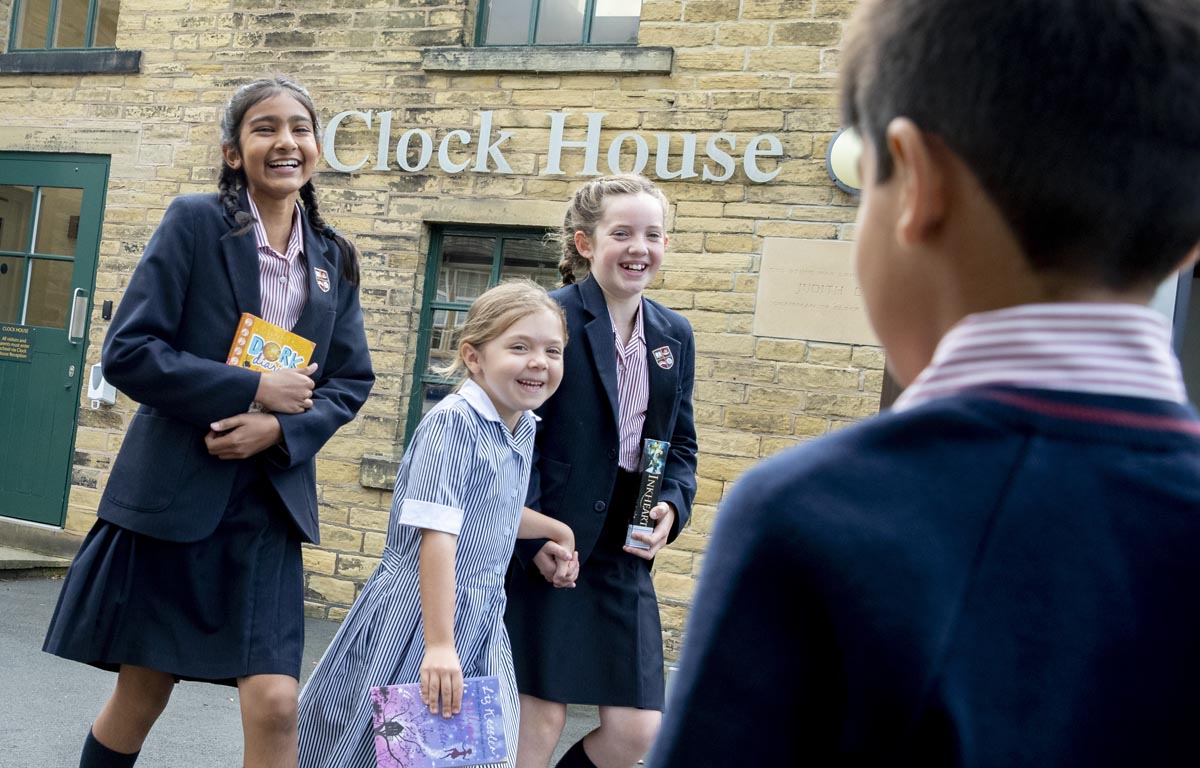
[298,280,577,768]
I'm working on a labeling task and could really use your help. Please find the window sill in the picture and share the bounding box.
[421,45,672,74]
[0,49,142,75]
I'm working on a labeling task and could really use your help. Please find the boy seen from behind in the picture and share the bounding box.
[651,1,1200,765]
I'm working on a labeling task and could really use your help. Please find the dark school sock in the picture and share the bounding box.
[79,729,139,768]
[554,738,599,768]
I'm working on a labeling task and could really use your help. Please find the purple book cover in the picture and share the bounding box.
[369,676,507,768]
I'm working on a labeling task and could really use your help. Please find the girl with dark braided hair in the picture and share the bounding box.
[44,76,374,768]
[216,78,360,285]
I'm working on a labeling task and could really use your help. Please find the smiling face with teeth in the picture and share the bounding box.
[222,93,321,206]
[462,309,566,431]
[574,191,668,306]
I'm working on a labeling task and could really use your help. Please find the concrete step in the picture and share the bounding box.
[0,545,71,577]
[0,517,80,578]
[0,516,83,559]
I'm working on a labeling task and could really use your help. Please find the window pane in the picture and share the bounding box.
[33,187,83,258]
[53,0,90,48]
[0,186,36,252]
[591,0,641,44]
[16,0,53,49]
[427,309,467,376]
[420,381,454,417]
[0,257,26,324]
[94,0,120,47]
[535,0,586,44]
[437,236,494,302]
[499,237,560,289]
[484,0,535,45]
[24,258,72,329]
[436,270,450,302]
[454,268,489,303]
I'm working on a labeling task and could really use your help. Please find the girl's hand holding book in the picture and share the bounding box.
[623,502,675,560]
[254,363,318,413]
[420,644,463,718]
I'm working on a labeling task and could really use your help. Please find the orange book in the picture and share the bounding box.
[226,313,315,372]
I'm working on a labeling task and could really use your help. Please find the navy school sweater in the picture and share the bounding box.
[652,387,1200,767]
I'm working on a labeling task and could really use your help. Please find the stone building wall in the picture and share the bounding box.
[0,0,878,661]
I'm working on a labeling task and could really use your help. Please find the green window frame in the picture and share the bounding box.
[406,225,561,444]
[476,0,642,46]
[9,0,120,51]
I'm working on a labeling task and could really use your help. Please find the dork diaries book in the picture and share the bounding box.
[226,313,314,373]
[369,676,508,768]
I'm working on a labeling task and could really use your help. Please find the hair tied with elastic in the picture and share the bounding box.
[555,174,668,286]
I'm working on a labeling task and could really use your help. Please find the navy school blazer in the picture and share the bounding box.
[518,276,698,566]
[98,191,374,544]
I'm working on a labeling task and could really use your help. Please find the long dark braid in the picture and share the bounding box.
[217,164,256,236]
[300,180,361,286]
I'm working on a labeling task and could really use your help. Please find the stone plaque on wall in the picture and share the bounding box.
[754,238,878,346]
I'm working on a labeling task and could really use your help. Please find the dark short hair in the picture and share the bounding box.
[841,0,1200,290]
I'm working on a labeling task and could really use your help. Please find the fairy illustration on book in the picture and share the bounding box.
[369,677,508,768]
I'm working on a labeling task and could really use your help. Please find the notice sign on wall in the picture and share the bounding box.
[0,324,33,362]
[754,238,878,346]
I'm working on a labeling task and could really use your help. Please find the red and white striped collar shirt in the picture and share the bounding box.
[247,194,308,331]
[894,303,1187,412]
[613,302,650,471]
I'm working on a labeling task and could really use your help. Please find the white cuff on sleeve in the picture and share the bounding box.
[398,499,464,536]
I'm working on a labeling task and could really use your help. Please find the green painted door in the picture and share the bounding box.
[0,154,108,526]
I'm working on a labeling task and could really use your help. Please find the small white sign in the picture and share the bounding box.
[754,238,878,346]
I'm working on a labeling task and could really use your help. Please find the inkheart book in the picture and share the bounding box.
[226,313,314,373]
[625,438,670,550]
[369,676,508,768]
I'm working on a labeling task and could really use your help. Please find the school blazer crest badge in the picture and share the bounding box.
[652,345,674,370]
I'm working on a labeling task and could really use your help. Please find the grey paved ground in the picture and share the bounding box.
[0,576,596,767]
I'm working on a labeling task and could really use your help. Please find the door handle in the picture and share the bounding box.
[68,288,88,345]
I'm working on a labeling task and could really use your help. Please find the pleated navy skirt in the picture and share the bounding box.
[505,469,666,710]
[43,461,304,686]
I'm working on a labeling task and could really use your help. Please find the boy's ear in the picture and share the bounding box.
[573,230,594,260]
[222,144,243,170]
[886,118,947,248]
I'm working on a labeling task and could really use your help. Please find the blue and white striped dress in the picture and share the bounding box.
[297,380,534,768]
